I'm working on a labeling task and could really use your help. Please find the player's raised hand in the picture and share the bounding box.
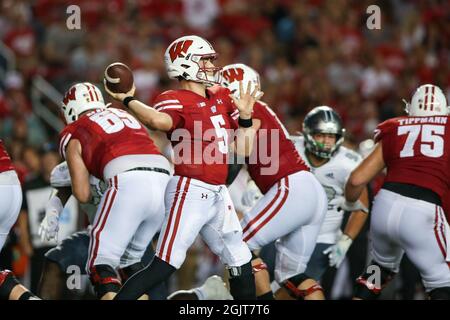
[103,80,136,103]
[229,81,264,119]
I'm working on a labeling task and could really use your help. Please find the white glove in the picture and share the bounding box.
[336,197,369,213]
[323,234,353,268]
[38,195,63,242]
[241,181,263,208]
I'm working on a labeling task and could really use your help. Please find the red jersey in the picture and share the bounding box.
[243,101,309,194]
[0,140,14,173]
[153,86,236,185]
[59,108,160,179]
[375,115,450,199]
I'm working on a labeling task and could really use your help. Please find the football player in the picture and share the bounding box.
[106,35,261,300]
[222,63,328,300]
[291,106,369,284]
[58,82,171,299]
[346,84,450,300]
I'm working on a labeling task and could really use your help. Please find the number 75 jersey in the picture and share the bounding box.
[59,107,160,179]
[375,115,450,199]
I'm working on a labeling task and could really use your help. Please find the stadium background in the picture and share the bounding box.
[0,0,448,299]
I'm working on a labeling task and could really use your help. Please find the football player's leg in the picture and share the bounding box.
[272,172,327,300]
[240,178,291,299]
[201,188,255,300]
[0,184,22,251]
[114,177,209,300]
[87,175,150,299]
[275,226,326,300]
[39,230,90,299]
[354,191,402,300]
[400,205,450,299]
[119,172,170,299]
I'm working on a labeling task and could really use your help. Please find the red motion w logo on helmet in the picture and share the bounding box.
[222,68,244,83]
[169,40,194,62]
[63,87,76,105]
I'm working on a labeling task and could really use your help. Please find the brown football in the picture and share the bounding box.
[104,62,134,94]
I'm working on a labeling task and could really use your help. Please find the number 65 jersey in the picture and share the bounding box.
[59,107,160,180]
[375,115,450,199]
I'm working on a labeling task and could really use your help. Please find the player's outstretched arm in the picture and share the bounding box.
[345,142,385,202]
[104,83,173,131]
[344,186,369,239]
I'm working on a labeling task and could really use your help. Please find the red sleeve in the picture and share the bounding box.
[374,119,396,143]
[59,125,75,160]
[152,91,185,131]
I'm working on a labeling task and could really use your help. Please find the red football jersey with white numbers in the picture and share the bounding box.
[0,140,14,173]
[59,108,160,179]
[242,101,309,194]
[153,86,237,185]
[375,115,450,199]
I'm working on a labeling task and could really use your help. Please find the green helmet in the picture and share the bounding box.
[302,106,345,159]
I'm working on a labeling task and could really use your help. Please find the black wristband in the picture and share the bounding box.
[238,117,253,128]
[123,96,136,108]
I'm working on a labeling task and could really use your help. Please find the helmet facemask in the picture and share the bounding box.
[192,53,222,86]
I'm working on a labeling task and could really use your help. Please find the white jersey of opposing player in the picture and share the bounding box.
[50,161,107,224]
[292,136,362,244]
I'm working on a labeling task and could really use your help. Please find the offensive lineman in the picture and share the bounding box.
[222,63,328,300]
[106,35,261,300]
[38,161,169,300]
[58,82,171,299]
[345,84,450,300]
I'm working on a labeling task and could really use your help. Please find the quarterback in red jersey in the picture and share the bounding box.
[222,63,328,300]
[59,82,171,299]
[0,141,40,300]
[106,35,262,300]
[345,84,450,300]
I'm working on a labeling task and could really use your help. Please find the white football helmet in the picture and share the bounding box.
[404,84,449,116]
[61,82,106,124]
[164,35,221,86]
[221,63,261,99]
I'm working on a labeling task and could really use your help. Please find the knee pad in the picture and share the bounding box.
[282,273,323,300]
[118,262,146,282]
[429,287,450,300]
[354,261,396,300]
[89,265,122,299]
[227,262,256,300]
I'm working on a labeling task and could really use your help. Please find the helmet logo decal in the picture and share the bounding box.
[169,40,194,62]
[222,68,244,83]
[62,86,76,105]
[83,83,99,102]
